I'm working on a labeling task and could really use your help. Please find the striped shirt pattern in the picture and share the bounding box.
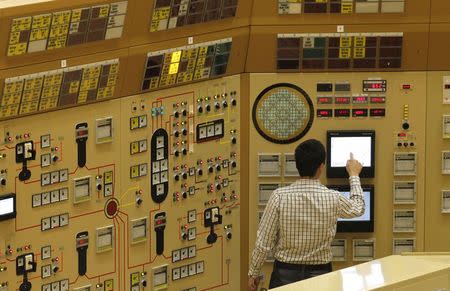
[249,176,365,277]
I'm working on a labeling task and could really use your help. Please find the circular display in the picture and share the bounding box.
[252,83,314,144]
[104,198,119,219]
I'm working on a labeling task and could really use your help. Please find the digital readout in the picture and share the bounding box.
[363,80,387,92]
[317,97,333,104]
[370,96,386,104]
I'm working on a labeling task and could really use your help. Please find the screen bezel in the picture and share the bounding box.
[0,193,16,221]
[326,130,375,178]
[328,184,374,233]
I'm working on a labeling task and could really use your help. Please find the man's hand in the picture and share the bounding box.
[248,276,261,291]
[346,152,363,176]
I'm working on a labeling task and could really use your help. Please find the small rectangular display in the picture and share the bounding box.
[317,97,333,104]
[328,185,374,233]
[335,83,351,92]
[352,96,368,104]
[334,97,351,104]
[334,109,350,117]
[370,108,386,117]
[327,130,375,178]
[370,96,386,104]
[363,80,387,92]
[352,109,368,117]
[317,83,333,92]
[317,109,333,118]
[0,194,16,221]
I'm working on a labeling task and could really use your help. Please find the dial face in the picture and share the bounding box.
[252,83,314,144]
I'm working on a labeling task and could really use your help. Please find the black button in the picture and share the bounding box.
[174,150,179,157]
[182,110,187,116]
[222,101,228,108]
[197,169,203,176]
[182,129,187,136]
[174,174,180,181]
[231,161,237,168]
[227,233,232,240]
[402,122,410,130]
[182,173,188,179]
[206,105,211,112]
[231,99,237,106]
[198,106,203,113]
[52,155,59,162]
[174,112,180,118]
[216,184,221,190]
[182,192,187,199]
[215,102,220,109]
[231,137,237,144]
[182,148,187,155]
[97,184,102,191]
[208,167,214,173]
[216,165,221,171]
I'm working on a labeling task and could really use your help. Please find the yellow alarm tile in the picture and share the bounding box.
[77,90,88,103]
[150,20,159,32]
[11,17,31,32]
[30,27,50,41]
[196,57,206,67]
[339,47,351,58]
[71,9,82,22]
[99,5,111,18]
[130,142,139,155]
[7,43,28,56]
[340,36,352,48]
[171,51,182,63]
[169,63,179,75]
[109,64,120,75]
[107,75,118,87]
[8,31,20,45]
[68,81,80,94]
[104,171,113,184]
[131,273,140,285]
[341,2,353,13]
[150,77,160,89]
[32,14,52,29]
[130,117,139,130]
[52,11,72,26]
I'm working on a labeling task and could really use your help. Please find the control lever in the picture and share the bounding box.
[204,207,222,244]
[76,231,89,276]
[15,141,36,181]
[75,123,88,167]
[154,212,166,255]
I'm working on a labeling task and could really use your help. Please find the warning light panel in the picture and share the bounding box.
[352,96,369,104]
[317,97,333,104]
[334,109,350,117]
[334,97,351,104]
[370,96,386,104]
[317,109,333,118]
[352,109,368,117]
[370,108,386,117]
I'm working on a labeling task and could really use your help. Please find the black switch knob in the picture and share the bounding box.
[216,183,222,191]
[182,129,187,136]
[174,150,180,157]
[208,166,214,173]
[231,161,237,168]
[182,148,187,155]
[0,178,6,186]
[174,174,180,181]
[226,233,232,240]
[402,122,410,130]
[182,192,187,199]
[52,155,59,162]
[181,232,187,240]
[182,109,187,116]
[198,106,203,113]
[97,184,102,191]
[142,280,147,287]
[231,137,237,144]
[182,173,188,180]
[174,111,180,118]
[136,198,143,205]
[222,101,228,108]
[53,266,59,273]
[206,105,211,112]
[174,131,180,138]
[216,165,221,172]
[215,102,220,109]
[197,169,203,176]
[397,142,402,147]
[231,99,237,106]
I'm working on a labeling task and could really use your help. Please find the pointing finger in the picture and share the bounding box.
[350,152,354,160]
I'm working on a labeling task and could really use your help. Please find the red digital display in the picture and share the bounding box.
[370,97,386,104]
[370,108,386,117]
[334,109,350,117]
[317,109,333,118]
[363,80,386,92]
[352,109,368,117]
[334,97,350,104]
[352,96,368,104]
[317,97,333,104]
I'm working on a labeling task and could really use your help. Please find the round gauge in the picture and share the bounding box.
[252,83,314,144]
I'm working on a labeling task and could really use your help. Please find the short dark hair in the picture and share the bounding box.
[295,139,326,177]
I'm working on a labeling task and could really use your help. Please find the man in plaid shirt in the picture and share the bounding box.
[248,139,364,290]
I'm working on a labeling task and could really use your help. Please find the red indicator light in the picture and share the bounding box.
[370,97,386,104]
[317,109,332,117]
[402,84,411,90]
[370,108,386,117]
